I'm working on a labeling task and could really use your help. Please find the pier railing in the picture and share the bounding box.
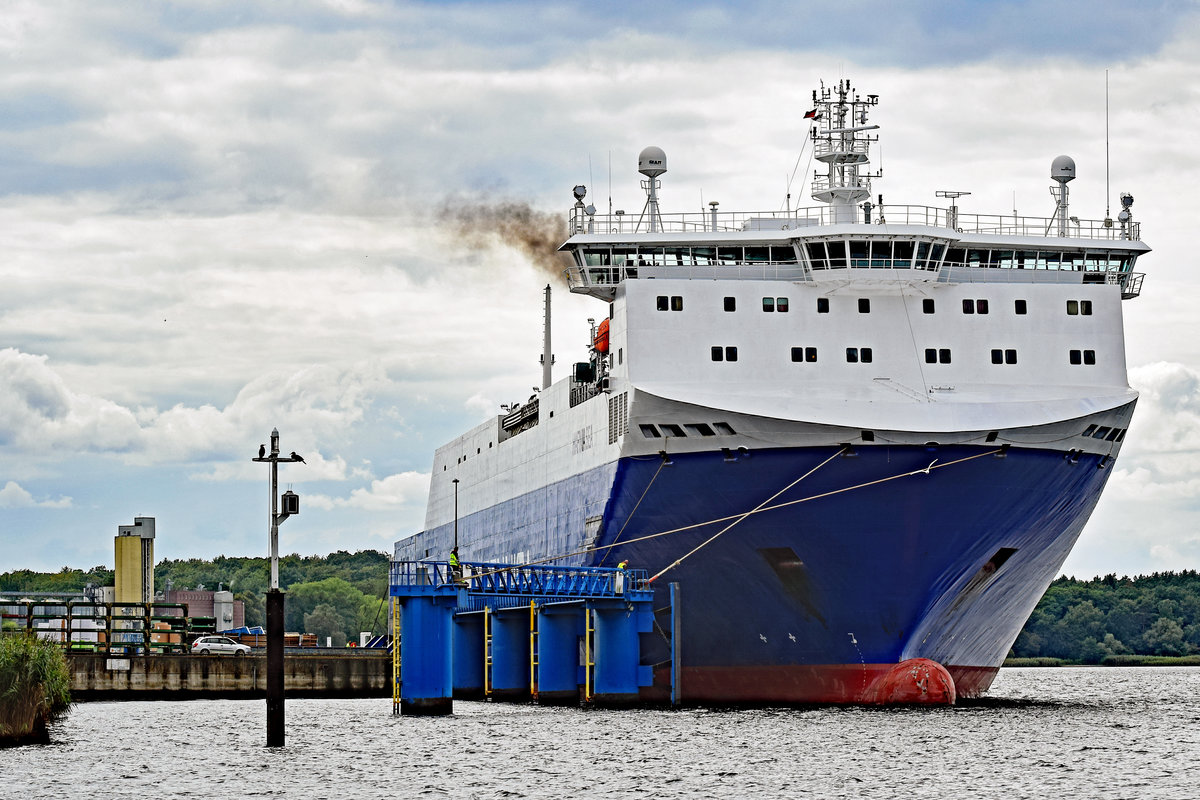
[390,560,649,599]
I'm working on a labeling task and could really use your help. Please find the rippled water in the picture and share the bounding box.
[3,667,1198,799]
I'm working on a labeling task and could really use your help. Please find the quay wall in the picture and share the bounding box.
[68,651,391,700]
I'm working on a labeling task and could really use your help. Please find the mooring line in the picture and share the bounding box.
[466,447,1002,581]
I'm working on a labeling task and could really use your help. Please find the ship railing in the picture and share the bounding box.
[390,560,649,598]
[569,205,1141,241]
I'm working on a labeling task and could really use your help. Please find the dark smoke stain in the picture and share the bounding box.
[437,200,574,285]
[759,547,827,627]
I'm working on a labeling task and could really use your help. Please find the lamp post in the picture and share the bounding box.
[452,478,459,550]
[252,428,303,748]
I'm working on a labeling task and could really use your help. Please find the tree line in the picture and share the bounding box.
[2,550,391,648]
[8,558,1200,660]
[1011,570,1200,662]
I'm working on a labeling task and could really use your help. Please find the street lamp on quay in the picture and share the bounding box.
[452,478,459,550]
[252,427,305,748]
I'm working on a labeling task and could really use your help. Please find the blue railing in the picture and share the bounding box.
[390,561,649,599]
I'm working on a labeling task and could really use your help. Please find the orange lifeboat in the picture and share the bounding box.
[594,318,610,353]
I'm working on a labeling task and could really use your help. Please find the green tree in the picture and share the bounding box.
[1142,617,1187,656]
[304,604,347,647]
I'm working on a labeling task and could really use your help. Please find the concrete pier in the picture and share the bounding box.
[68,651,390,700]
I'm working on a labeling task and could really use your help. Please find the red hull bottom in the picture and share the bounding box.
[650,662,999,705]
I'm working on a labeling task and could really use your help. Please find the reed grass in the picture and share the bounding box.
[0,633,72,745]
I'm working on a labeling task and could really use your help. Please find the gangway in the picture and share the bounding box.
[389,560,663,715]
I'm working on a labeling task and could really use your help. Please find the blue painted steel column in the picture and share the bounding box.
[592,601,640,706]
[399,594,456,715]
[453,613,485,699]
[536,603,583,704]
[489,607,531,701]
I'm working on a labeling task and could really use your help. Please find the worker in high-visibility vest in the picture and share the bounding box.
[449,547,462,582]
[617,559,628,570]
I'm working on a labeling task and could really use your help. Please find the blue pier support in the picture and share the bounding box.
[536,604,583,704]
[489,607,531,701]
[390,562,460,716]
[453,613,485,699]
[592,600,650,707]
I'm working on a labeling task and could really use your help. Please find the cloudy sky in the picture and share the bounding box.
[2,0,1198,579]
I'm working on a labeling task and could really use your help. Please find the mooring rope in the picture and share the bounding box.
[464,447,1002,582]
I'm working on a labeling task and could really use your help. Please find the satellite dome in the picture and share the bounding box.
[638,146,667,178]
[1050,155,1076,184]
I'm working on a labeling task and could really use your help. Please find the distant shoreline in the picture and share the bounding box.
[1004,655,1200,668]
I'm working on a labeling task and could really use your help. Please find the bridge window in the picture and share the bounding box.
[826,240,847,269]
[805,242,827,269]
[849,240,869,268]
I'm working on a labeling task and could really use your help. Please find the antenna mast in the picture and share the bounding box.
[809,79,881,224]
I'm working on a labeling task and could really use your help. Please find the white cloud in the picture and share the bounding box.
[0,480,71,509]
[306,470,430,512]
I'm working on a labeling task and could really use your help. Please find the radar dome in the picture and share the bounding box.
[1051,155,1076,184]
[638,146,667,178]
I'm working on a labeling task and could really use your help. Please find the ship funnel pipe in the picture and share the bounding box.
[542,285,552,390]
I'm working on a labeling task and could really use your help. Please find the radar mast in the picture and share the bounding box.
[809,79,881,224]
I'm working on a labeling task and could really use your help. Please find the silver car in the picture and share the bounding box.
[191,635,251,656]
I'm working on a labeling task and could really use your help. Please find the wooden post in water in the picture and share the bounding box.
[266,588,285,746]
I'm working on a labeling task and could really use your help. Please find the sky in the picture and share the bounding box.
[2,0,1199,579]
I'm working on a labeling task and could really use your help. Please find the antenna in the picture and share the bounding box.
[1105,69,1112,224]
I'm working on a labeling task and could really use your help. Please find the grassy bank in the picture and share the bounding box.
[0,634,72,746]
[1004,654,1200,668]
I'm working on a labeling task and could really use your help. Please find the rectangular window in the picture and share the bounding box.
[1084,349,1096,365]
[1069,349,1082,365]
[725,346,738,362]
[671,296,683,311]
[939,349,952,364]
[817,297,830,313]
[1081,300,1093,315]
[922,298,935,314]
[846,347,859,363]
[991,349,1003,364]
[861,347,873,363]
[858,298,871,313]
[849,240,869,268]
[657,295,669,311]
[791,347,803,362]
[776,297,789,312]
[1005,349,1017,364]
[806,347,818,362]
[1067,300,1079,315]
[1015,299,1027,315]
[826,240,847,269]
[926,348,937,364]
[711,346,723,362]
[977,299,989,314]
[762,297,775,312]
[724,297,736,312]
[805,241,827,270]
[963,299,975,314]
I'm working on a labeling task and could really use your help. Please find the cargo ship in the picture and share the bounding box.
[395,79,1148,704]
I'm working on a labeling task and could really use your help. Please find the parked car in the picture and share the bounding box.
[191,635,251,656]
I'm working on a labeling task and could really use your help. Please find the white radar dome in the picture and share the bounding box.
[638,146,667,178]
[1051,155,1076,184]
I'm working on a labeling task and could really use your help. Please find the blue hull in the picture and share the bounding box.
[402,443,1113,700]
